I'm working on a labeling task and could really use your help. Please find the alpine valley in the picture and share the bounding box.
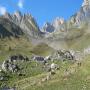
[0,0,90,90]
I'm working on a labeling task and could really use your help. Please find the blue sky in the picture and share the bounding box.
[0,0,83,27]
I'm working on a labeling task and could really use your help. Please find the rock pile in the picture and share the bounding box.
[50,50,74,61]
[1,54,30,72]
[2,60,19,72]
[32,49,83,63]
[50,50,83,61]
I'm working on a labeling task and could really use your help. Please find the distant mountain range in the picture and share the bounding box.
[0,0,90,50]
[42,0,90,35]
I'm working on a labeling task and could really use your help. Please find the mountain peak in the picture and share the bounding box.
[42,22,55,33]
[3,12,11,19]
[14,11,22,16]
[13,11,22,19]
[82,0,90,7]
[52,17,65,27]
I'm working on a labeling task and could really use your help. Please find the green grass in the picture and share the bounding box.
[0,42,90,90]
[2,60,74,89]
[67,33,90,51]
[0,37,55,89]
[0,61,46,87]
[0,37,33,61]
[0,27,90,90]
[22,56,90,90]
[31,43,54,56]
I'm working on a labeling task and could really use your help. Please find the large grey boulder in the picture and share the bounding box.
[32,55,45,62]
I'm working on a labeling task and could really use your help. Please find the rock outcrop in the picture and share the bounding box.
[70,0,90,26]
[1,54,29,72]
[42,22,54,33]
[52,17,65,31]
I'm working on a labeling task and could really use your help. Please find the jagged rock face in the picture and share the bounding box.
[13,11,22,22]
[52,17,67,33]
[41,0,90,50]
[0,0,90,47]
[76,7,90,24]
[52,17,65,30]
[0,17,23,38]
[42,17,66,34]
[42,0,90,37]
[82,0,90,6]
[20,13,42,38]
[42,22,55,33]
[2,11,42,39]
[70,0,90,25]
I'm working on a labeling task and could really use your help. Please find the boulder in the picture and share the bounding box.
[0,76,5,81]
[64,51,74,60]
[50,63,59,71]
[50,63,56,70]
[8,64,19,72]
[2,60,19,73]
[44,56,51,61]
[32,55,45,62]
[10,54,29,62]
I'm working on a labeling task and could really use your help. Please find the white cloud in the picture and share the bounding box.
[0,6,7,15]
[18,0,24,9]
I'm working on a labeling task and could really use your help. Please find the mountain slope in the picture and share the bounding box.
[0,17,23,38]
[31,43,54,56]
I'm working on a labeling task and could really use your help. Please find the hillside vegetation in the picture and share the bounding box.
[3,55,89,90]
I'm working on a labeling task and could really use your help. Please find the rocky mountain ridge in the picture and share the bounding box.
[0,11,43,39]
[42,0,90,34]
